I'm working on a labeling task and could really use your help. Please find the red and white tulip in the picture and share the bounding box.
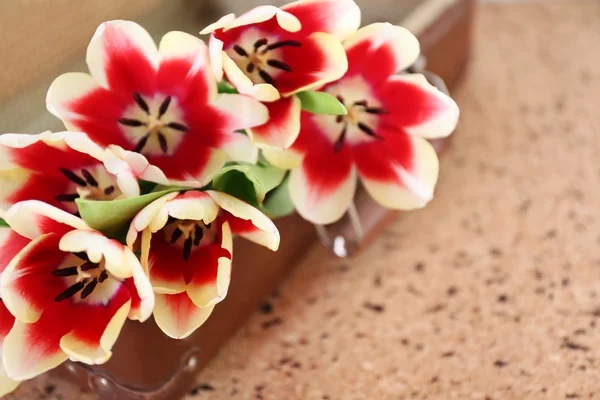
[126,190,279,339]
[202,0,361,149]
[0,131,167,213]
[0,201,153,381]
[263,23,459,223]
[47,20,268,188]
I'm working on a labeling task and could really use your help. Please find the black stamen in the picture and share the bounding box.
[254,38,268,50]
[334,124,347,153]
[364,107,388,115]
[233,45,248,57]
[183,237,193,260]
[357,122,380,138]
[336,115,344,124]
[81,279,98,300]
[81,169,98,187]
[353,100,368,107]
[336,95,344,104]
[54,193,80,202]
[171,227,183,244]
[55,282,85,302]
[134,135,149,153]
[133,92,150,114]
[104,186,115,196]
[118,118,145,127]
[52,267,79,277]
[166,216,178,226]
[158,132,168,154]
[99,270,109,283]
[193,226,203,246]
[158,96,172,119]
[267,59,292,72]
[246,62,255,73]
[59,168,87,187]
[74,252,88,261]
[204,222,211,229]
[166,122,189,132]
[264,40,302,52]
[80,263,99,271]
[258,69,276,87]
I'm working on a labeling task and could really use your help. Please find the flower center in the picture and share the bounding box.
[118,93,190,155]
[231,38,300,87]
[163,218,214,260]
[55,167,119,205]
[332,95,388,152]
[52,253,112,302]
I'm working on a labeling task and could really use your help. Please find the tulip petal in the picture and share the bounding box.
[377,74,459,139]
[224,6,301,33]
[220,132,259,164]
[1,234,68,323]
[356,134,439,210]
[0,301,19,396]
[3,200,89,240]
[211,93,270,132]
[0,228,31,275]
[86,20,158,94]
[262,147,305,170]
[344,23,420,85]
[275,32,348,96]
[122,248,155,322]
[153,293,215,340]
[200,13,236,35]
[288,145,357,224]
[222,52,281,102]
[247,96,302,149]
[126,192,179,247]
[206,191,280,250]
[208,35,225,81]
[223,211,280,251]
[282,0,361,40]
[164,191,219,224]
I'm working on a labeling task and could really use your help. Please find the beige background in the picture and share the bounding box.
[4,0,600,399]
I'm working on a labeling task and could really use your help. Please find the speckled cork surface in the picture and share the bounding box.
[7,0,600,399]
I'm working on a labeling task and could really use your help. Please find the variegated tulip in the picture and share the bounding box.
[0,202,153,381]
[126,190,279,339]
[202,0,361,149]
[264,23,459,223]
[0,131,167,212]
[47,20,268,188]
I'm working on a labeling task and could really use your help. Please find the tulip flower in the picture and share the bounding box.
[47,20,268,188]
[264,23,459,223]
[126,190,279,339]
[202,0,361,149]
[0,201,153,380]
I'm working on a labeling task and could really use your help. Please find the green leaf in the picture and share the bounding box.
[212,163,286,206]
[217,81,238,94]
[76,188,182,233]
[261,176,295,219]
[296,91,347,115]
[0,217,9,228]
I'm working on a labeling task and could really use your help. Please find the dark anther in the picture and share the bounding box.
[336,115,344,124]
[80,263,99,272]
[81,169,98,187]
[81,278,98,299]
[364,107,388,115]
[258,69,276,87]
[55,282,85,302]
[204,222,211,229]
[166,216,177,225]
[59,168,87,187]
[353,100,368,107]
[336,95,344,104]
[166,122,190,132]
[183,236,193,260]
[104,186,115,196]
[357,122,379,138]
[118,118,145,127]
[134,135,149,153]
[246,62,255,73]
[233,45,248,57]
[334,125,347,153]
[267,59,292,72]
[158,132,168,154]
[254,38,268,50]
[73,252,88,261]
[193,226,204,246]
[171,227,183,244]
[99,270,109,283]
[55,193,80,202]
[52,266,79,277]
[133,92,150,114]
[264,40,301,52]
[158,96,172,119]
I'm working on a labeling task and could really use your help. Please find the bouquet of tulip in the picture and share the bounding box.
[0,0,458,395]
